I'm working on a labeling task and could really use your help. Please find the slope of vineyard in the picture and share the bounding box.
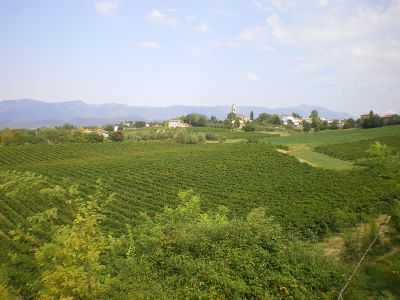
[314,135,400,161]
[0,139,398,298]
[263,125,400,146]
[0,141,394,238]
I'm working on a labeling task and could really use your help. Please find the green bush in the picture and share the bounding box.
[172,131,206,144]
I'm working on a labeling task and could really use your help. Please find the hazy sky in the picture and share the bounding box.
[1,0,399,114]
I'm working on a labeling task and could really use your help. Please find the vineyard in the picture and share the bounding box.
[0,141,395,238]
[0,133,399,298]
[263,124,400,146]
[314,135,400,161]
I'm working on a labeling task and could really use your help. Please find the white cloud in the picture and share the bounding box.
[266,14,280,27]
[245,72,261,81]
[146,10,177,27]
[197,22,209,33]
[252,0,272,11]
[244,0,400,93]
[319,0,329,7]
[137,41,160,49]
[185,15,197,22]
[95,0,119,16]
[238,26,265,41]
[252,0,295,12]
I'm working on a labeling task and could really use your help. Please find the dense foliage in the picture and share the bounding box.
[181,113,208,127]
[172,131,206,144]
[0,173,344,299]
[0,126,110,146]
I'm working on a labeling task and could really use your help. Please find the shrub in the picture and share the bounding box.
[172,131,206,144]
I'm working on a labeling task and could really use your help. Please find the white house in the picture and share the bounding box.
[96,129,109,138]
[279,114,303,126]
[168,119,189,128]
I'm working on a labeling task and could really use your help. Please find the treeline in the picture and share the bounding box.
[0,124,123,146]
[0,172,344,299]
[172,131,226,144]
[358,110,400,129]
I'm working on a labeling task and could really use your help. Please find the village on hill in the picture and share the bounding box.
[0,104,399,146]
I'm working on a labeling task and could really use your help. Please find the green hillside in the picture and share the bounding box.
[0,127,399,299]
[263,125,400,147]
[0,142,393,238]
[315,135,400,161]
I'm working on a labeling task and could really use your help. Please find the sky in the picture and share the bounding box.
[0,0,399,115]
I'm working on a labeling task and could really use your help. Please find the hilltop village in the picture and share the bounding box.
[0,104,399,146]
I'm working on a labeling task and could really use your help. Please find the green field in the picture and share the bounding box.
[315,135,400,161]
[263,125,400,147]
[263,125,400,170]
[1,126,399,299]
[0,141,394,237]
[288,147,355,170]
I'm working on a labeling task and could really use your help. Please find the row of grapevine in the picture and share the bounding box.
[1,142,394,240]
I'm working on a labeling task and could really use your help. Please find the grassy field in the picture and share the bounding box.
[265,125,400,169]
[263,125,400,147]
[288,146,355,170]
[315,134,400,161]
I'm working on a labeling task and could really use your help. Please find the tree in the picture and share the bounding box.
[302,121,311,133]
[226,112,236,121]
[134,121,147,128]
[360,111,383,129]
[271,114,281,125]
[111,191,343,299]
[310,110,319,119]
[0,172,115,299]
[292,112,301,118]
[85,132,104,143]
[250,111,254,121]
[60,123,75,130]
[343,118,356,129]
[103,124,114,131]
[34,180,114,299]
[109,131,124,142]
[328,120,340,130]
[209,116,217,123]
[183,114,207,127]
[243,123,256,131]
[256,113,271,124]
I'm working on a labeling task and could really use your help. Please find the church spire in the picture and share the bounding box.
[231,104,237,114]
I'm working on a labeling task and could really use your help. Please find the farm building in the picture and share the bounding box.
[279,115,303,126]
[168,119,189,128]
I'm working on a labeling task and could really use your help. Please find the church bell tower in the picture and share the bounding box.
[231,104,237,114]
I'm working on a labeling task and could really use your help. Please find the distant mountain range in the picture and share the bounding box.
[0,99,353,129]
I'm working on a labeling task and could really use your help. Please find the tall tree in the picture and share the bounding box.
[309,110,319,119]
[302,120,311,133]
[292,112,301,118]
[250,111,254,121]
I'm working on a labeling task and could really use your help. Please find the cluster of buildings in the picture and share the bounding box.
[81,128,109,138]
[360,112,397,120]
[168,119,190,128]
[120,121,162,128]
